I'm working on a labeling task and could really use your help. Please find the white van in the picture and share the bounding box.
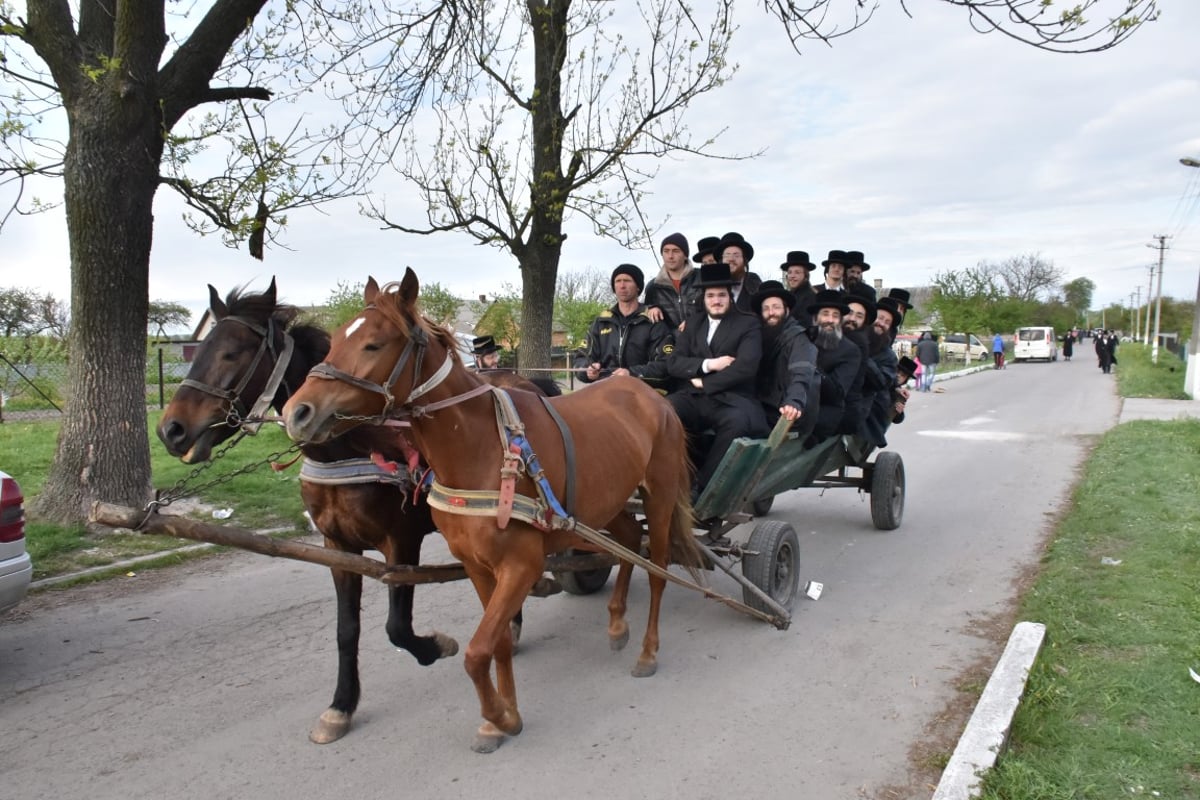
[1013,327,1058,362]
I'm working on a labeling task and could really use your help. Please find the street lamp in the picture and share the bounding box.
[1181,157,1200,399]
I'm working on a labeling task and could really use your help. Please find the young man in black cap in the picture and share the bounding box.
[780,250,816,327]
[472,335,503,370]
[817,250,848,293]
[808,289,861,443]
[644,232,702,331]
[753,280,820,441]
[717,232,764,313]
[573,264,672,392]
[666,262,768,499]
[844,251,877,301]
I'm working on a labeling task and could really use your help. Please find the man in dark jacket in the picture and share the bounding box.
[809,289,860,443]
[780,250,816,328]
[914,331,940,391]
[844,251,877,301]
[643,232,702,331]
[837,289,875,438]
[574,264,673,392]
[717,232,764,313]
[753,281,820,442]
[860,296,901,447]
[666,262,768,497]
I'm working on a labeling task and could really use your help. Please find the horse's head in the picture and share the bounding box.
[283,269,462,444]
[158,278,328,462]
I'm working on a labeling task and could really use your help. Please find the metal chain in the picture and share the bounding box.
[147,432,302,512]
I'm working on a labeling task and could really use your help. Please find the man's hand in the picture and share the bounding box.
[705,355,735,372]
[646,306,664,323]
[896,386,910,401]
[585,362,603,381]
[612,367,630,377]
[779,404,802,422]
[690,377,704,389]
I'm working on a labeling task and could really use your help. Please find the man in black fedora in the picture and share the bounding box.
[858,292,901,448]
[845,250,876,301]
[779,250,816,327]
[471,335,502,370]
[644,232,703,331]
[752,280,820,441]
[716,232,764,313]
[886,287,914,316]
[692,235,722,265]
[807,289,861,443]
[837,288,876,438]
[573,263,672,392]
[817,250,848,293]
[666,262,768,499]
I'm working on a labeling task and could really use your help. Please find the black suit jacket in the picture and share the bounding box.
[666,309,762,399]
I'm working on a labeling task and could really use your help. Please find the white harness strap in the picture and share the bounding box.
[407,351,453,403]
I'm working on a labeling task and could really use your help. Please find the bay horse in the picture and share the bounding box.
[156,279,538,744]
[282,270,703,753]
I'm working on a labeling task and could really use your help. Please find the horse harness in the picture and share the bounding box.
[181,314,295,433]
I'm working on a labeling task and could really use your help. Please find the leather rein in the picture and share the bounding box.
[180,315,295,432]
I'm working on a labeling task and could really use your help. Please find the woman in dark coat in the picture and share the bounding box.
[1062,330,1075,361]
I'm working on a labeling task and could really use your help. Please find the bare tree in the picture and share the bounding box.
[993,253,1067,303]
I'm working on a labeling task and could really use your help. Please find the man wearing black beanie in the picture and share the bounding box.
[645,232,703,331]
[573,263,673,391]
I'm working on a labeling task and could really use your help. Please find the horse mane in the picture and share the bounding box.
[373,283,464,367]
[223,283,331,363]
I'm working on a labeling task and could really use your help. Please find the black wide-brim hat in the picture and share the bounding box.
[692,235,721,263]
[845,250,870,271]
[697,261,736,288]
[887,288,913,310]
[752,280,795,313]
[718,231,754,262]
[821,249,848,269]
[807,288,851,315]
[897,356,918,376]
[780,250,815,271]
[472,335,501,356]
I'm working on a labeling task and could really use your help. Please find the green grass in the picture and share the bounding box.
[0,412,309,580]
[979,421,1200,799]
[1115,342,1188,398]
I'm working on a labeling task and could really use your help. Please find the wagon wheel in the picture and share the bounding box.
[869,451,905,531]
[749,494,774,517]
[742,520,800,614]
[552,549,613,595]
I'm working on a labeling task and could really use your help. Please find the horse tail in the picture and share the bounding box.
[667,469,705,582]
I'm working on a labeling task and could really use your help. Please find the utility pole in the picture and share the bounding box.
[1134,286,1141,340]
[1148,235,1169,364]
[1129,292,1136,335]
[1144,265,1155,344]
[1181,158,1200,397]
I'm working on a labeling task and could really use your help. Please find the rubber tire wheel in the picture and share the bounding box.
[750,495,774,517]
[870,451,905,531]
[553,549,613,595]
[742,520,800,614]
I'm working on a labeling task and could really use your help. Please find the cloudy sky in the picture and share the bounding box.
[5,1,1199,332]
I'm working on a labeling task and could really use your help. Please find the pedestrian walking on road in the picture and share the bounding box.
[992,332,1005,370]
[915,332,940,391]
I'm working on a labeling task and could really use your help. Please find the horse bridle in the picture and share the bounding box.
[180,315,295,431]
[306,306,490,421]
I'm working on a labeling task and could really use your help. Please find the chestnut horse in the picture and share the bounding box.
[157,279,531,744]
[282,270,703,753]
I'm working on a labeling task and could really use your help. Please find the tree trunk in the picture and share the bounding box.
[31,76,163,522]
[518,247,561,370]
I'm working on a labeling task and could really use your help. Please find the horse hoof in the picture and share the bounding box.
[309,709,352,744]
[435,631,459,658]
[471,720,517,754]
[530,576,562,597]
[631,659,658,678]
[609,628,629,652]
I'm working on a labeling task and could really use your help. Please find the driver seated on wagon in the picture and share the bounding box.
[664,262,769,502]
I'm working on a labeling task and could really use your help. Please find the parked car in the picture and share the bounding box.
[1013,326,1059,362]
[942,333,990,362]
[0,470,32,615]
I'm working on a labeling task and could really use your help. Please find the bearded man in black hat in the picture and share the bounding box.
[836,289,876,438]
[753,280,820,441]
[845,251,877,301]
[858,294,902,448]
[666,262,768,498]
[573,264,672,392]
[808,289,862,443]
[717,232,764,313]
[644,232,703,332]
[780,250,817,328]
[471,335,503,370]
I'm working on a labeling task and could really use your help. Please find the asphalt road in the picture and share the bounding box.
[0,356,1120,800]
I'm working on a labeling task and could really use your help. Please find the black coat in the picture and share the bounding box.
[643,267,703,331]
[757,317,820,418]
[573,304,673,391]
[861,343,899,448]
[731,272,765,314]
[813,332,862,440]
[789,286,816,328]
[666,309,763,399]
